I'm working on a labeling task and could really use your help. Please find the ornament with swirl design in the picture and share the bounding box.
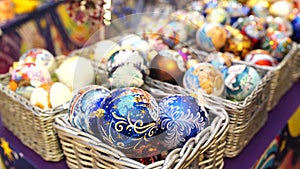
[158,95,209,150]
[89,87,161,158]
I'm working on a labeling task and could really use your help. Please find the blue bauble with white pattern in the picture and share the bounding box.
[158,95,209,150]
[69,86,110,131]
[224,65,261,101]
[90,87,161,158]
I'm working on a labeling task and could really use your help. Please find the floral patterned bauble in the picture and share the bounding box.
[107,49,147,74]
[69,85,110,131]
[158,95,209,150]
[9,62,52,94]
[261,31,293,62]
[108,64,145,88]
[224,64,261,101]
[245,49,277,67]
[183,63,224,97]
[19,48,56,73]
[90,87,160,158]
[196,22,227,52]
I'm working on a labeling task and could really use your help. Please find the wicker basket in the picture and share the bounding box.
[0,55,105,161]
[145,64,273,158]
[53,98,229,169]
[247,42,298,111]
[293,44,300,81]
[0,73,67,161]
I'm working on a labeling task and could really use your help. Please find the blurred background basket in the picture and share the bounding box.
[293,44,300,81]
[145,65,273,158]
[53,100,228,169]
[267,42,298,111]
[0,73,67,161]
[234,42,298,111]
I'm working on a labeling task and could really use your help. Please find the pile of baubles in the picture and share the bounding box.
[184,0,295,67]
[68,86,209,159]
[8,48,95,109]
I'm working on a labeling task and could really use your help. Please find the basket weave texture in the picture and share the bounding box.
[145,64,273,158]
[262,43,297,111]
[293,44,300,82]
[236,43,298,111]
[0,73,67,161]
[54,100,229,169]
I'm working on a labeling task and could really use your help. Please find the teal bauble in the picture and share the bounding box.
[224,65,261,101]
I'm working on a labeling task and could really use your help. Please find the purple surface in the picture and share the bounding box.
[0,116,68,169]
[224,80,300,169]
[0,80,299,169]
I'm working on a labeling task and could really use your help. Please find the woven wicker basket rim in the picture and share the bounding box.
[53,104,229,168]
[145,65,273,110]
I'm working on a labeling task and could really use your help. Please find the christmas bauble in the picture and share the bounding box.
[93,40,121,64]
[261,31,292,62]
[55,56,95,90]
[245,49,277,66]
[206,52,233,75]
[223,25,253,59]
[19,48,56,72]
[224,65,261,101]
[183,63,224,96]
[196,22,227,52]
[206,7,230,25]
[106,49,148,88]
[9,62,52,97]
[158,95,209,150]
[149,50,186,85]
[91,87,160,158]
[70,85,110,131]
[157,21,188,48]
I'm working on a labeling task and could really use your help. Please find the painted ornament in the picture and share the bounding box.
[91,87,161,158]
[183,63,224,97]
[245,49,277,66]
[158,95,209,150]
[224,64,261,101]
[196,22,227,52]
